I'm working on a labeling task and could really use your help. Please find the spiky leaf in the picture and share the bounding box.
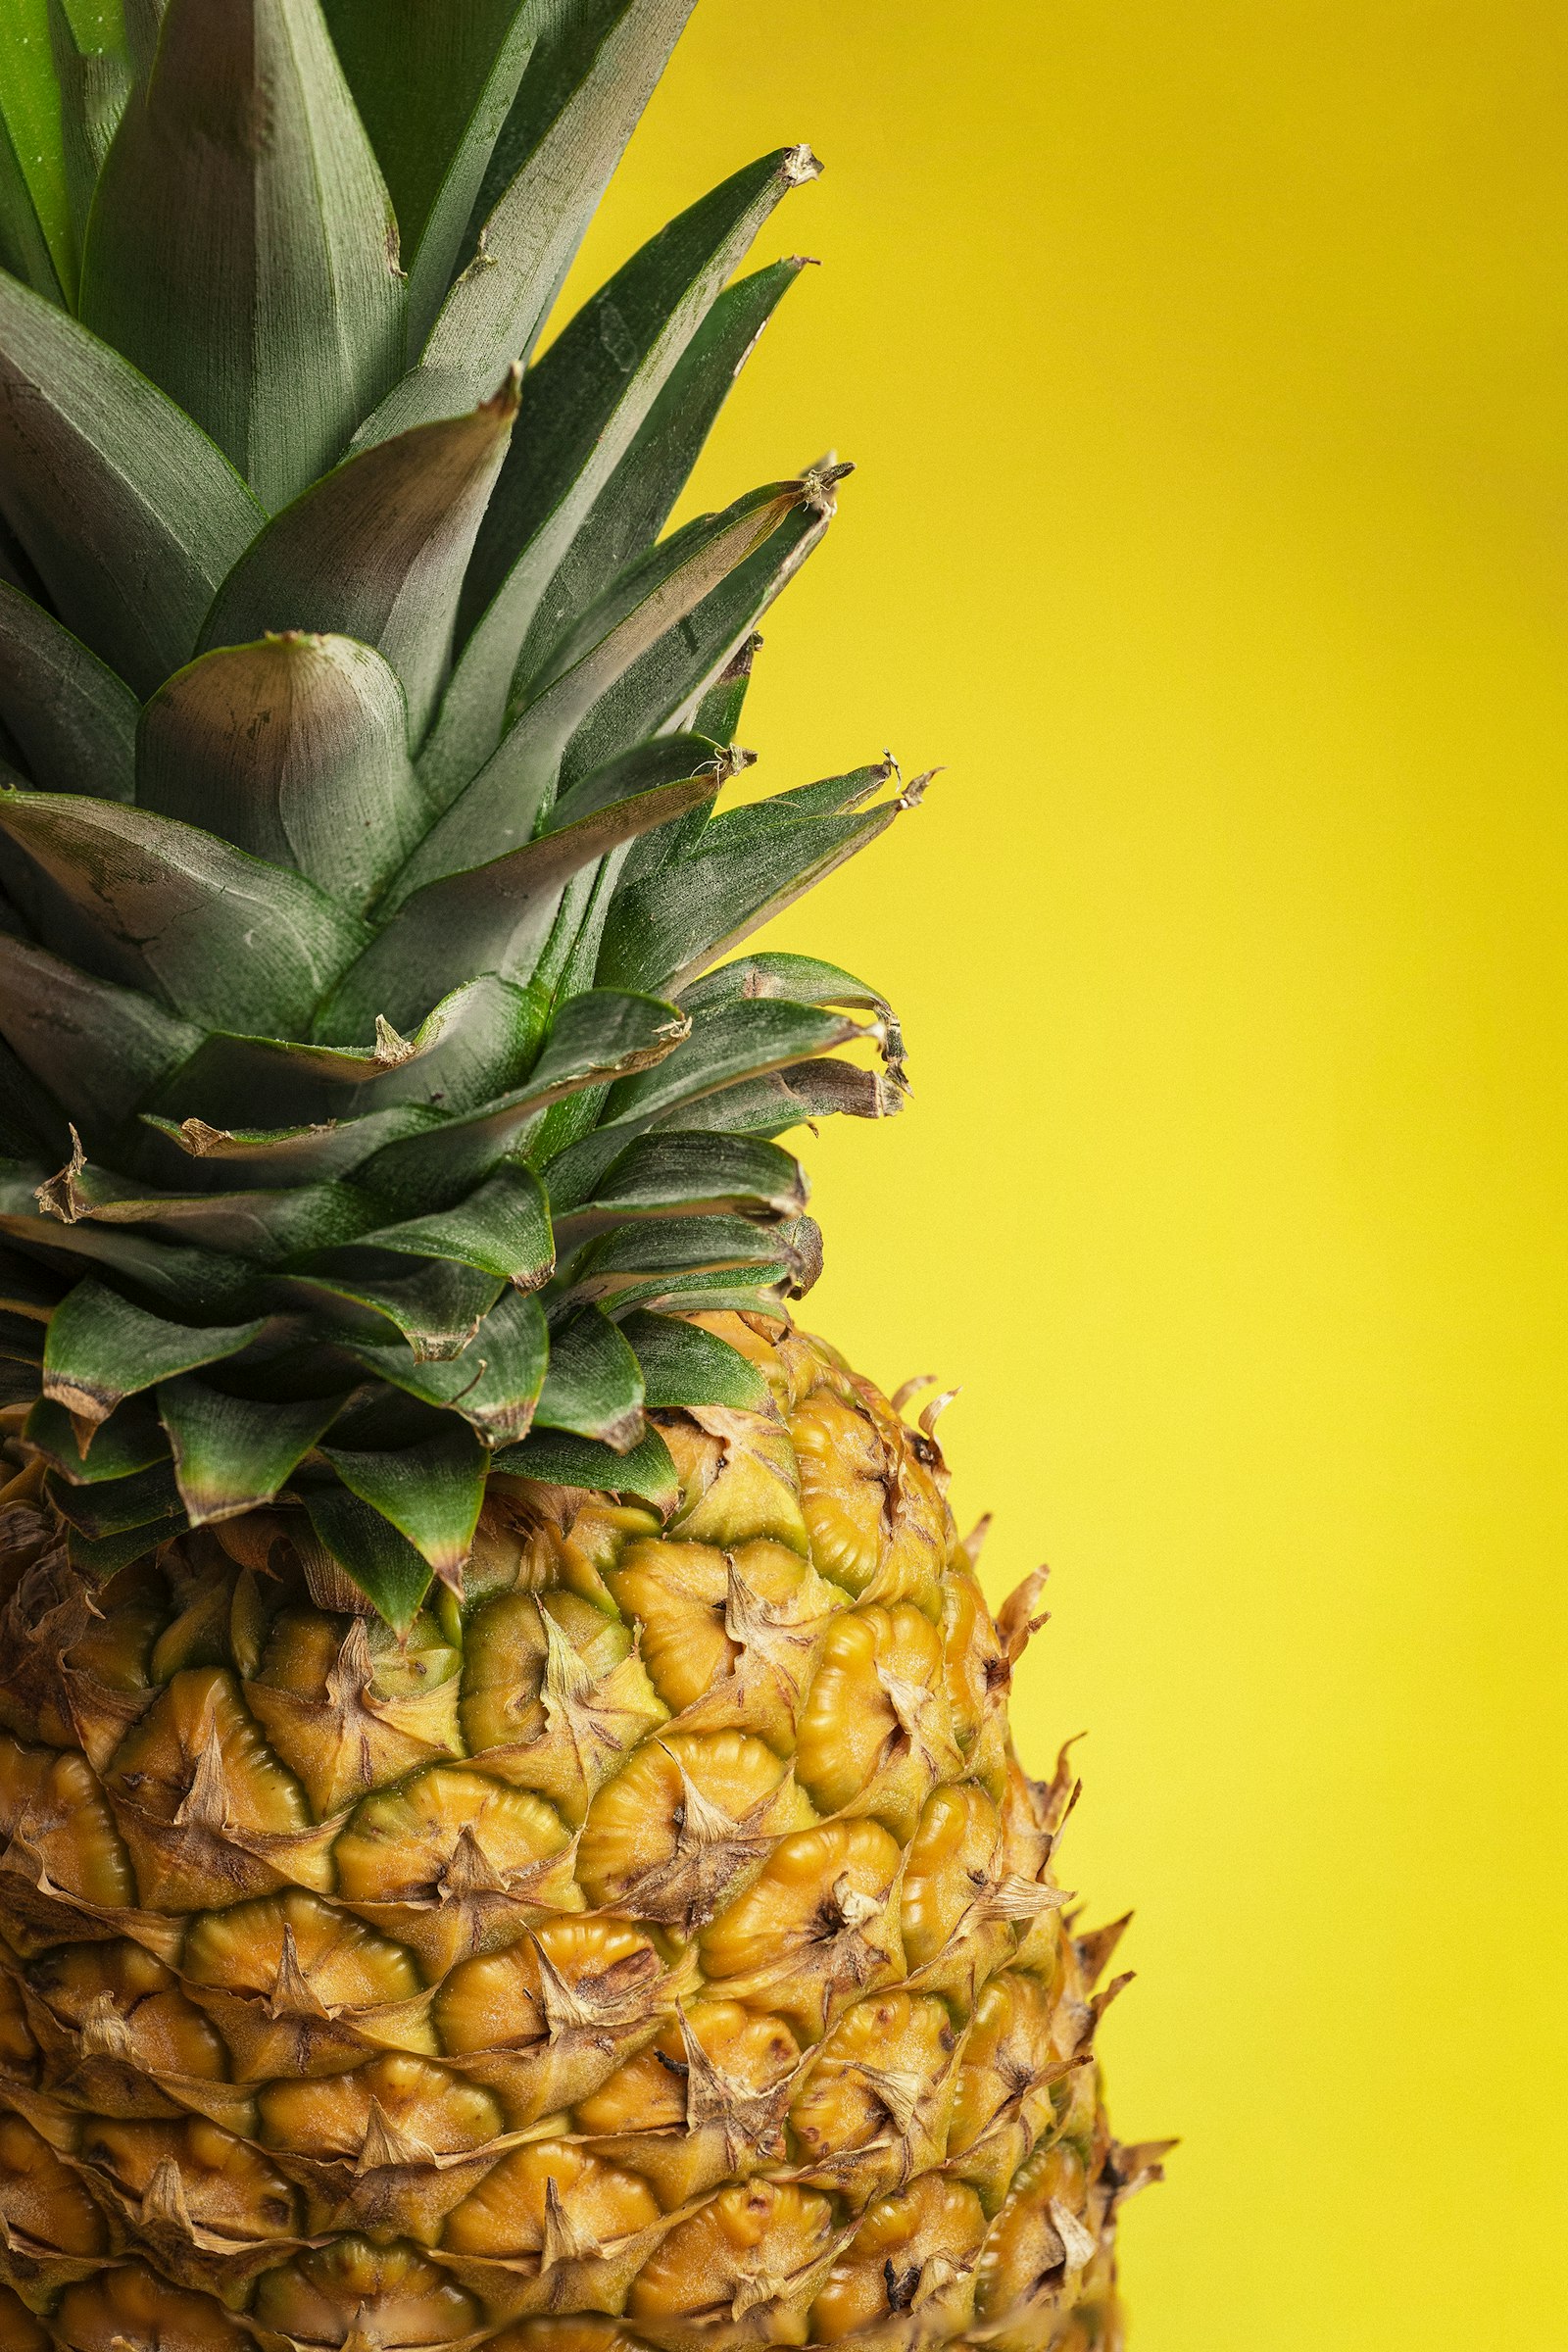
[321,1421,486,1584]
[0,271,265,693]
[42,1277,268,1421]
[490,1419,677,1514]
[427,151,814,801]
[79,0,406,510]
[199,378,518,742]
[424,0,699,389]
[0,580,137,800]
[157,1375,344,1524]
[0,790,371,1032]
[621,1307,770,1410]
[344,1286,546,1447]
[321,0,536,346]
[301,1477,433,1627]
[533,1304,644,1447]
[138,634,427,906]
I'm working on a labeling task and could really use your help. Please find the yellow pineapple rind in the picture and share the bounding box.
[0,1319,1153,2351]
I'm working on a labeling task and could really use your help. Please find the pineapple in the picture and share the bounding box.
[0,4,1164,2347]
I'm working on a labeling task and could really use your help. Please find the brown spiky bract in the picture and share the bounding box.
[0,1317,1152,2350]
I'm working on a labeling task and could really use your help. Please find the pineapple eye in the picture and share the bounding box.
[0,1735,135,1919]
[629,2180,836,2330]
[809,2175,989,2342]
[576,1728,810,1920]
[74,2114,299,2243]
[441,2136,661,2258]
[0,2110,110,2255]
[253,2237,479,2347]
[794,1602,959,1838]
[52,2265,249,2351]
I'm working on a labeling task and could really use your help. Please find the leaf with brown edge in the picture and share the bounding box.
[198,374,519,745]
[427,152,815,805]
[41,1279,268,1424]
[995,1564,1052,1670]
[530,1304,644,1450]
[157,1376,347,1528]
[322,737,723,1039]
[490,1421,678,1518]
[320,1422,487,1592]
[0,790,371,1037]
[138,634,428,907]
[300,1478,434,1631]
[395,482,807,898]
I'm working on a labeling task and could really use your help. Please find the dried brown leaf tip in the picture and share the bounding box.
[33,1127,87,1224]
[995,1564,1053,1669]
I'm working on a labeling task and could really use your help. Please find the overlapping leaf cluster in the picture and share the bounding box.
[0,0,916,1624]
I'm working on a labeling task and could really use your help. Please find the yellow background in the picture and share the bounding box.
[565,4,1568,2343]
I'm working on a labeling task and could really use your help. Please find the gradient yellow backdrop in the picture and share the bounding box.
[559,4,1568,2345]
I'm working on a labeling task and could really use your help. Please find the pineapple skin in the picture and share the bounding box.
[0,1316,1145,2351]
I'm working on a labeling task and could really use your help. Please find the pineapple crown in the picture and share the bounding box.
[0,0,917,1626]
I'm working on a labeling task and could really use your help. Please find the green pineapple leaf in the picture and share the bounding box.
[72,1178,373,1261]
[559,1210,807,1312]
[0,791,371,1034]
[343,1287,547,1448]
[79,0,406,511]
[356,989,689,1203]
[138,635,428,906]
[25,1390,169,1485]
[199,377,519,743]
[506,265,805,711]
[0,581,138,801]
[403,480,810,893]
[490,1419,678,1517]
[598,766,904,994]
[652,1055,903,1140]
[326,738,725,1038]
[320,0,536,348]
[65,1512,182,1576]
[0,1166,265,1313]
[424,0,700,391]
[320,1421,487,1585]
[157,1375,345,1525]
[41,1276,268,1421]
[620,1306,771,1411]
[356,1163,554,1286]
[47,1455,182,1536]
[0,0,78,303]
[148,974,548,1138]
[560,495,835,793]
[533,1303,644,1448]
[678,951,895,1020]
[289,1250,506,1361]
[136,1106,436,1193]
[0,936,204,1133]
[0,271,265,694]
[601,1000,874,1129]
[49,0,133,262]
[429,151,817,801]
[548,1130,808,1224]
[300,1477,434,1629]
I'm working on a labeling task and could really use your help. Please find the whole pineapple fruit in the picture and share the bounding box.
[0,5,1164,2347]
